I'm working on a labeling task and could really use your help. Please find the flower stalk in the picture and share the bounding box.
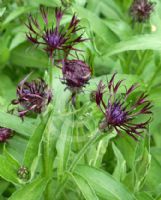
[54,130,105,199]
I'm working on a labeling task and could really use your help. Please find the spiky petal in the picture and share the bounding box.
[61,59,91,104]
[26,6,87,61]
[62,59,91,91]
[94,74,152,140]
[12,75,52,118]
[130,0,155,23]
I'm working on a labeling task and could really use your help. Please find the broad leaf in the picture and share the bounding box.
[72,173,99,200]
[9,177,49,200]
[75,165,135,200]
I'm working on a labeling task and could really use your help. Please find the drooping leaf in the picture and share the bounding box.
[0,111,36,136]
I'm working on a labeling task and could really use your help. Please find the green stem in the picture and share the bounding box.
[69,132,101,172]
[42,110,54,200]
[48,58,55,88]
[49,64,53,88]
[54,130,103,199]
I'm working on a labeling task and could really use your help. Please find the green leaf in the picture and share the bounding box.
[52,67,70,112]
[0,7,6,17]
[10,42,49,68]
[145,148,161,190]
[28,0,60,7]
[0,180,9,195]
[133,136,151,192]
[98,1,123,20]
[42,110,56,179]
[150,88,161,107]
[7,135,27,164]
[73,5,118,45]
[10,33,26,50]
[72,173,99,200]
[0,74,15,107]
[115,134,137,169]
[89,132,116,167]
[103,34,161,57]
[135,192,154,200]
[3,7,32,25]
[0,155,20,185]
[56,117,73,177]
[75,165,135,200]
[9,177,49,200]
[0,43,10,69]
[0,111,35,136]
[23,110,53,177]
[101,0,125,19]
[3,146,20,168]
[104,20,132,40]
[112,143,127,182]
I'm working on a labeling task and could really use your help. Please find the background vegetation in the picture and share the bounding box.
[0,0,161,200]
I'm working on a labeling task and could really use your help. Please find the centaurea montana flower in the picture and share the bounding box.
[26,6,87,61]
[94,73,152,140]
[61,59,91,103]
[12,75,52,118]
[130,0,155,23]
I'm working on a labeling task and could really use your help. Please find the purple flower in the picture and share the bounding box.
[12,75,52,118]
[0,127,13,142]
[26,6,87,60]
[94,73,152,140]
[62,59,91,90]
[61,59,91,104]
[130,0,155,23]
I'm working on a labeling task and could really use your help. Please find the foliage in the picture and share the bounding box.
[0,0,161,200]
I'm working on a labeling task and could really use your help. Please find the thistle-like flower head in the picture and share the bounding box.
[26,6,86,60]
[61,59,91,104]
[130,0,155,23]
[94,73,152,140]
[62,59,91,92]
[12,75,52,118]
[0,127,13,142]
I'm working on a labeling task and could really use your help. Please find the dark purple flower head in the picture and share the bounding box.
[130,0,155,23]
[61,59,91,104]
[26,6,87,60]
[62,59,91,91]
[94,73,152,140]
[0,127,13,142]
[12,75,52,118]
